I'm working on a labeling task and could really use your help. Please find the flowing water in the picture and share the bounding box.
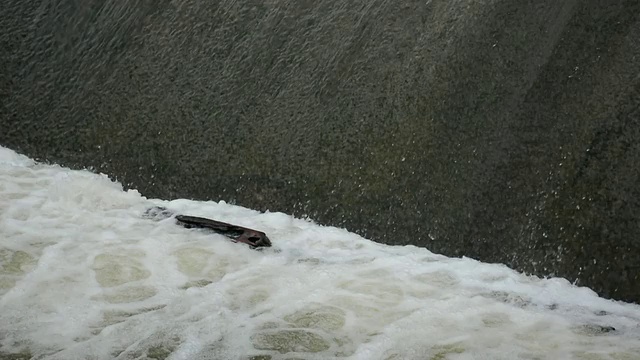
[0,146,639,360]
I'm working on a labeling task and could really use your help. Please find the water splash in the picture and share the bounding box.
[1,146,639,360]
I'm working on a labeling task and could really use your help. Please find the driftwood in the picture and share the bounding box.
[175,214,272,248]
[144,206,272,249]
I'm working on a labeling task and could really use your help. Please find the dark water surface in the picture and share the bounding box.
[1,0,639,302]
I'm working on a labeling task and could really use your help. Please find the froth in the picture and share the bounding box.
[1,146,639,360]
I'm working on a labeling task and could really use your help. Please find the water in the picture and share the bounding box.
[0,145,639,360]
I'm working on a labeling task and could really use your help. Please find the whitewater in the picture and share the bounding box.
[0,145,639,360]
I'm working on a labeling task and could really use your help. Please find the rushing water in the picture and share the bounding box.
[0,146,639,360]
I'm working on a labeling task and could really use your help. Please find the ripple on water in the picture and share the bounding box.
[412,270,460,288]
[92,252,151,287]
[226,285,271,311]
[0,249,38,294]
[284,305,346,332]
[251,329,331,354]
[382,342,465,360]
[109,333,181,360]
[90,305,167,335]
[95,285,158,304]
[338,280,405,307]
[173,247,229,283]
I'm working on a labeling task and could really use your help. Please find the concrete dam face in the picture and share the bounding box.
[2,0,639,302]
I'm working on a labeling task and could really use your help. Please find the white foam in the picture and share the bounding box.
[1,146,639,360]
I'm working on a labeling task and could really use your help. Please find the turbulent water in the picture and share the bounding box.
[0,146,639,360]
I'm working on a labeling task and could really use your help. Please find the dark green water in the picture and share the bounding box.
[1,0,639,302]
